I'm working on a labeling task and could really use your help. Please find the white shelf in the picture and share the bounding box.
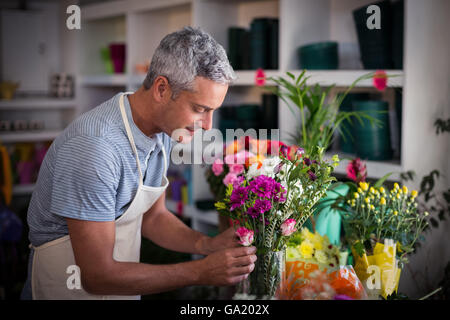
[166,199,218,226]
[12,184,35,195]
[82,0,192,21]
[0,98,77,110]
[324,151,402,181]
[233,70,403,87]
[0,130,61,143]
[79,74,128,87]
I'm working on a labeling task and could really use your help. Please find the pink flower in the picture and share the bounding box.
[223,172,238,186]
[373,70,387,91]
[228,163,244,175]
[212,158,224,176]
[346,158,367,184]
[235,227,254,246]
[255,68,266,86]
[280,219,297,236]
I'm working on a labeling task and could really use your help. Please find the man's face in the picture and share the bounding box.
[161,77,228,144]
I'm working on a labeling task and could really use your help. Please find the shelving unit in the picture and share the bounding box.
[0,130,61,143]
[75,0,449,238]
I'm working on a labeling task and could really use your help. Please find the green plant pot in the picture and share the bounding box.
[298,41,338,70]
[353,100,392,161]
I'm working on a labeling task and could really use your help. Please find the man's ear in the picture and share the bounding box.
[152,76,172,102]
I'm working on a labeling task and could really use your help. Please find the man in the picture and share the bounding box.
[21,27,256,299]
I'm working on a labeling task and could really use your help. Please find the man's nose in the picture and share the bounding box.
[202,112,213,131]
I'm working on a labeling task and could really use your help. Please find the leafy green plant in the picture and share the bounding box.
[266,70,383,155]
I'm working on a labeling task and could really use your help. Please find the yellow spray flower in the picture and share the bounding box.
[359,182,369,191]
[393,211,398,216]
[370,187,375,193]
[379,187,385,193]
[298,241,314,259]
[354,192,359,199]
[380,197,386,205]
[396,193,401,199]
[357,188,363,193]
[394,183,399,189]
[411,190,418,198]
[403,186,408,194]
[365,197,370,204]
[371,204,375,210]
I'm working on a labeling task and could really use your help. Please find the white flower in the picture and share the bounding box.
[246,156,281,179]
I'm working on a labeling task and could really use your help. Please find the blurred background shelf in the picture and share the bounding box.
[0,97,77,110]
[12,184,36,196]
[0,130,61,143]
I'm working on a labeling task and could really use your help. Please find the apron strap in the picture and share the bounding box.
[119,93,168,184]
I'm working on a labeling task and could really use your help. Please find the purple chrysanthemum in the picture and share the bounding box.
[230,186,248,210]
[273,182,287,203]
[249,175,276,198]
[247,199,272,218]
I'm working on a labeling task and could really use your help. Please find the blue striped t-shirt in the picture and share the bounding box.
[27,91,173,246]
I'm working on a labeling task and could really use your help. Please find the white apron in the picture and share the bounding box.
[31,93,169,300]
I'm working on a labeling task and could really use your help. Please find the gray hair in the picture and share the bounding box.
[143,26,236,98]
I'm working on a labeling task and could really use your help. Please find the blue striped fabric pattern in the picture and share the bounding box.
[26,92,173,247]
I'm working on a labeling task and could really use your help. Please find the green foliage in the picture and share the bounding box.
[266,70,382,154]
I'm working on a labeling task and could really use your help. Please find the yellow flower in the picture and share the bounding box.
[370,187,375,193]
[298,241,314,259]
[398,188,403,194]
[313,239,323,251]
[365,198,370,204]
[396,193,401,199]
[359,182,369,191]
[301,228,314,241]
[403,186,408,194]
[393,210,398,216]
[379,187,385,193]
[286,247,301,261]
[371,204,375,210]
[380,197,386,205]
[357,188,363,193]
[394,183,399,189]
[354,192,359,199]
[314,250,328,264]
[411,190,418,198]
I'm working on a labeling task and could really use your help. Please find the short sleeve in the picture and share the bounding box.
[50,135,121,221]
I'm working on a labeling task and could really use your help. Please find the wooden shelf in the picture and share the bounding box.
[0,130,61,143]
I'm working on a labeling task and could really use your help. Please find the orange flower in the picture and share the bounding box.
[224,140,242,155]
[245,153,266,169]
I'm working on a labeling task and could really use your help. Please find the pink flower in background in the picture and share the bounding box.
[346,158,367,184]
[280,219,297,236]
[223,172,238,186]
[235,227,254,246]
[228,163,245,175]
[373,70,387,91]
[255,68,266,86]
[212,158,224,176]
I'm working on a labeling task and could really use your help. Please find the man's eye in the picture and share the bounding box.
[194,106,205,113]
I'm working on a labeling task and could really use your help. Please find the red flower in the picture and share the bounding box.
[373,70,387,91]
[346,158,367,184]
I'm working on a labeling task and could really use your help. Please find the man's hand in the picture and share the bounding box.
[195,246,257,286]
[197,227,240,255]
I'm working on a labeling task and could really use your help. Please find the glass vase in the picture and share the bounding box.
[236,248,286,299]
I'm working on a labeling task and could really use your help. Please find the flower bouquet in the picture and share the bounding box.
[205,137,298,231]
[215,143,340,298]
[341,181,428,298]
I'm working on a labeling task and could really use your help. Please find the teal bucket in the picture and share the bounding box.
[353,100,392,161]
[298,42,338,70]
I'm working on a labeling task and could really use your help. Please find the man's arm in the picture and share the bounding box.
[141,191,239,255]
[66,217,256,296]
